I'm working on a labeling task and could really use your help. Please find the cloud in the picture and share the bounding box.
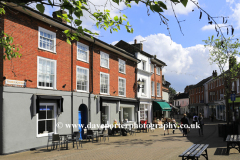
[111,41,119,45]
[231,3,240,29]
[226,0,235,4]
[164,0,198,15]
[125,33,222,92]
[201,24,227,31]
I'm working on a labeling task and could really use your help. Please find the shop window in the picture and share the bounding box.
[37,103,56,137]
[101,106,110,124]
[123,108,134,121]
[140,104,148,121]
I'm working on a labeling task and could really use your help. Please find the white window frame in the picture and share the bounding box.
[157,83,161,97]
[37,56,57,89]
[118,59,126,74]
[77,42,89,63]
[156,67,160,75]
[36,103,57,137]
[121,106,135,122]
[151,81,155,96]
[151,64,154,73]
[118,77,126,97]
[100,51,109,69]
[141,78,146,96]
[100,72,110,94]
[76,66,89,92]
[142,60,146,71]
[140,104,148,121]
[38,27,56,53]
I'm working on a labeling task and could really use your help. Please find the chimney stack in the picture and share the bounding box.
[134,39,137,44]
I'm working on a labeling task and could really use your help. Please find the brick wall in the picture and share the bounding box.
[2,9,136,98]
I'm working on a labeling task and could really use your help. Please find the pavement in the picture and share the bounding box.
[1,119,240,160]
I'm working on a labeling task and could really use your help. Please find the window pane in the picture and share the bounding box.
[38,121,45,134]
[39,106,46,119]
[46,120,54,132]
[47,106,54,119]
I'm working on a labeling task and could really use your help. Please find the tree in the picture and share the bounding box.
[203,35,240,124]
[0,0,234,60]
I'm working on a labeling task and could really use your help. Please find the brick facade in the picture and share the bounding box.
[1,9,137,98]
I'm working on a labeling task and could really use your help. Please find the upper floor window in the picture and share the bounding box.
[37,57,56,89]
[142,60,146,70]
[157,83,161,96]
[156,67,160,75]
[100,72,109,94]
[38,27,56,53]
[151,81,155,96]
[119,59,125,73]
[151,64,154,73]
[119,77,126,96]
[100,52,109,68]
[76,66,89,92]
[141,79,146,95]
[77,42,89,62]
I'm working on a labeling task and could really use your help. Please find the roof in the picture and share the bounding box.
[115,40,167,66]
[188,76,213,89]
[3,2,139,62]
[174,93,189,100]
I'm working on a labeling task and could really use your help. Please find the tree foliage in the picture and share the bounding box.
[0,0,234,60]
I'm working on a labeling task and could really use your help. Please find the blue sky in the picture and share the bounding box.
[40,0,240,93]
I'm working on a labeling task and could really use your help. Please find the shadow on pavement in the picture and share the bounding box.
[176,118,228,149]
[214,148,228,155]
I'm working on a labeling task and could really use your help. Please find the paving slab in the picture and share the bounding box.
[0,119,239,160]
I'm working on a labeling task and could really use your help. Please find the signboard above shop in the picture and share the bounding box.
[5,79,25,87]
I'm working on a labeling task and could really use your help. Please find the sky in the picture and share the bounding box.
[32,0,240,93]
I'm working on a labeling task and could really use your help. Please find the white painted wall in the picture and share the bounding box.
[162,91,169,102]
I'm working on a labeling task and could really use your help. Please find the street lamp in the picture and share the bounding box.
[137,78,144,92]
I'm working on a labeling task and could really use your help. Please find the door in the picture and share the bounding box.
[78,111,82,139]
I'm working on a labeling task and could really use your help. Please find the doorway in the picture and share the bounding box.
[78,104,88,139]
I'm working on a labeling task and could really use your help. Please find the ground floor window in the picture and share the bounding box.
[101,106,110,124]
[140,104,148,121]
[37,103,57,137]
[121,107,134,122]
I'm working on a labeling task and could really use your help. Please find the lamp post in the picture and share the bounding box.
[137,78,144,92]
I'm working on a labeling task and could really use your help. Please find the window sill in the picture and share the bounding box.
[100,66,109,69]
[77,59,89,63]
[118,94,126,97]
[37,134,48,138]
[119,71,126,75]
[37,86,55,90]
[100,93,110,95]
[38,47,56,54]
[77,90,89,93]
[157,96,161,97]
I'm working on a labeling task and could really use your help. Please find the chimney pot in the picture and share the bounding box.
[134,39,137,44]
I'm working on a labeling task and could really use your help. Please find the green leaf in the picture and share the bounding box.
[36,4,45,14]
[75,19,82,26]
[180,0,188,7]
[66,38,71,45]
[151,4,163,12]
[105,9,110,12]
[114,16,119,21]
[171,0,180,3]
[158,1,167,10]
[110,29,112,33]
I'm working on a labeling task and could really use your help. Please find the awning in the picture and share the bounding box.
[153,101,171,111]
[171,105,179,110]
[36,95,63,114]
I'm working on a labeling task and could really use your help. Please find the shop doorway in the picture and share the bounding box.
[78,104,88,139]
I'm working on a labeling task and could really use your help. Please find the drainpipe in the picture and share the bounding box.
[88,39,95,124]
[71,39,73,141]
